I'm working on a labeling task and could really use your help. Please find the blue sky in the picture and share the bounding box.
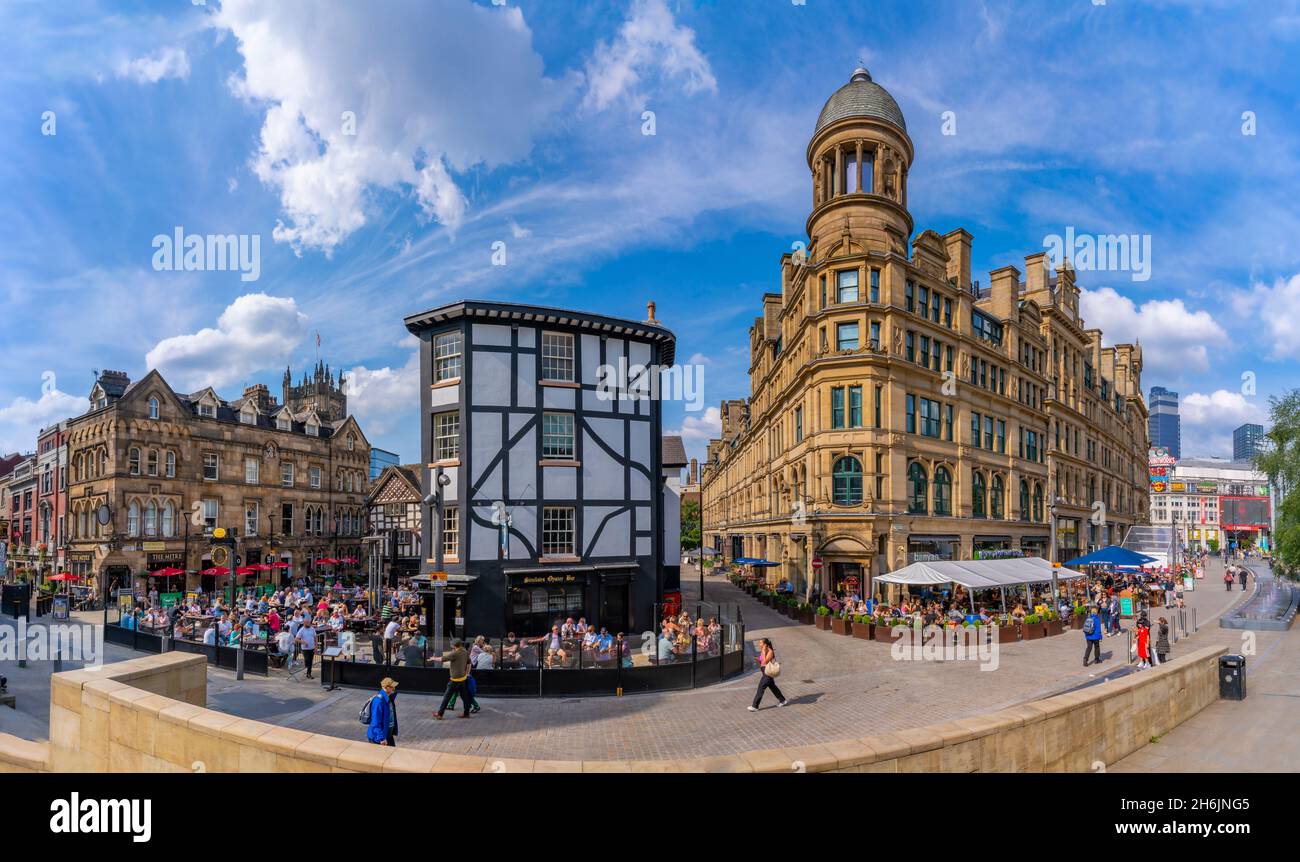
[3,0,1299,464]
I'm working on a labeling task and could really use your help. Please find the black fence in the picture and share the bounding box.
[320,632,746,697]
[105,622,269,675]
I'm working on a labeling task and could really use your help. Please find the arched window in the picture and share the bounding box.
[832,456,863,505]
[1020,480,1031,522]
[162,502,175,538]
[77,508,87,539]
[907,462,928,514]
[166,451,176,478]
[144,501,157,536]
[991,474,1005,519]
[1033,483,1045,522]
[933,466,952,515]
[100,449,107,475]
[303,507,312,535]
[147,449,158,476]
[129,447,141,475]
[148,397,159,419]
[127,501,140,536]
[972,471,986,518]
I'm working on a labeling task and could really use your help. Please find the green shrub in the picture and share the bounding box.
[816,606,830,616]
[1024,614,1041,624]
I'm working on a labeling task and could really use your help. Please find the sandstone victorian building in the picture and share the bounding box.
[64,364,370,594]
[701,69,1150,597]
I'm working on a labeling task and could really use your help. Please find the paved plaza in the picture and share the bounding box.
[2,560,1288,765]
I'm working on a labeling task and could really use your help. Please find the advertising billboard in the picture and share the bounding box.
[1220,496,1270,530]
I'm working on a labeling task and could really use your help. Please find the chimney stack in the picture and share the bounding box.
[689,458,698,485]
[645,301,657,324]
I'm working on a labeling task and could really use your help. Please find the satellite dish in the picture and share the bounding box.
[96,504,111,527]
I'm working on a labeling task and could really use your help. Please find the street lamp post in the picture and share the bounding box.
[423,467,452,650]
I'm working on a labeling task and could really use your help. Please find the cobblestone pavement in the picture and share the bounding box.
[1111,562,1299,773]
[1,561,1268,763]
[233,560,1252,762]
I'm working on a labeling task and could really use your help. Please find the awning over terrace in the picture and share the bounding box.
[872,557,1085,590]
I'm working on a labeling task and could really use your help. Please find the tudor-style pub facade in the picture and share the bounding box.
[404,300,678,639]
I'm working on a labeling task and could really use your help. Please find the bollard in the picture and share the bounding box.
[236,644,245,680]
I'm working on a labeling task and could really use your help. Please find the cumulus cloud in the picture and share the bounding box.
[668,405,721,445]
[0,388,84,454]
[1079,287,1227,379]
[115,46,190,83]
[145,293,307,392]
[211,0,569,252]
[583,0,717,111]
[1229,272,1300,361]
[1180,390,1268,458]
[346,350,420,439]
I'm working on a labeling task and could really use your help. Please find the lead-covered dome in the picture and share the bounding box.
[814,67,907,134]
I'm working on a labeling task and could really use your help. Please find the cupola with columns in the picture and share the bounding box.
[806,67,913,258]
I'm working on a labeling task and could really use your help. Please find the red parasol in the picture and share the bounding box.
[236,565,261,576]
[200,566,230,576]
[49,573,82,581]
[149,567,186,578]
[315,558,340,565]
[268,562,290,569]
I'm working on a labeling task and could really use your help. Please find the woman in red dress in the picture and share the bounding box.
[1135,616,1151,669]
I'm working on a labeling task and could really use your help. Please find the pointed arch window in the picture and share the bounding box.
[972,471,987,518]
[127,501,140,537]
[165,450,176,478]
[148,397,159,419]
[907,462,928,514]
[144,501,158,536]
[162,501,175,537]
[1020,480,1031,522]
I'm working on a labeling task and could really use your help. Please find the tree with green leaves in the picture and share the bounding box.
[1254,390,1300,579]
[680,497,701,550]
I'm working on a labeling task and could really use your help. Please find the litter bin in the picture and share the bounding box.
[1219,654,1246,701]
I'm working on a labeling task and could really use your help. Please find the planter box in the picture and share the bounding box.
[1070,615,1085,631]
[997,624,1019,644]
[1021,622,1046,641]
[874,622,907,643]
[851,621,874,639]
[797,609,814,625]
[830,617,852,636]
[815,615,832,630]
[1045,618,1064,637]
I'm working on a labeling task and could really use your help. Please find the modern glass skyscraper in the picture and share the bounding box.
[1148,387,1180,458]
[1233,423,1264,461]
[369,447,400,482]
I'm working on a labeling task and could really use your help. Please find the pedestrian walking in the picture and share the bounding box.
[1155,617,1170,666]
[1134,615,1150,669]
[1223,568,1234,591]
[1082,604,1103,667]
[296,619,317,679]
[434,640,473,719]
[364,677,399,746]
[1238,566,1248,591]
[748,638,788,711]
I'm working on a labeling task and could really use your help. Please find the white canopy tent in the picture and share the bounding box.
[872,557,1085,612]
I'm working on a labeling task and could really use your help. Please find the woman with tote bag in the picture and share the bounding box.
[748,638,789,711]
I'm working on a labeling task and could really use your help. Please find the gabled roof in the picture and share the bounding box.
[366,463,422,506]
[662,435,688,468]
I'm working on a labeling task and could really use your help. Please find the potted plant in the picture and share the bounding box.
[1071,605,1087,630]
[997,615,1019,644]
[1021,613,1046,640]
[797,602,814,625]
[850,614,874,639]
[815,606,832,630]
[830,611,852,635]
[1044,609,1064,637]
[874,617,908,643]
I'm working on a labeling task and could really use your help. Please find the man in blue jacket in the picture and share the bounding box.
[366,677,399,746]
[1083,604,1104,667]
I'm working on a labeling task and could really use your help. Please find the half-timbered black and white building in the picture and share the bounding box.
[404,300,679,639]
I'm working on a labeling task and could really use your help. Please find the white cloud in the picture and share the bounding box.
[1180,390,1268,458]
[1078,287,1227,379]
[115,46,190,84]
[346,350,419,439]
[1230,272,1300,361]
[668,405,720,445]
[509,220,531,239]
[583,0,716,111]
[212,0,570,252]
[145,294,307,392]
[0,388,84,454]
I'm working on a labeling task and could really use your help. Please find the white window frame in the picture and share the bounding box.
[245,501,259,536]
[245,457,259,485]
[434,412,460,461]
[541,332,575,382]
[541,507,576,557]
[203,499,219,534]
[434,331,463,382]
[165,451,176,478]
[309,466,322,489]
[148,397,159,419]
[281,462,294,487]
[542,412,575,459]
[203,453,219,481]
[442,506,459,558]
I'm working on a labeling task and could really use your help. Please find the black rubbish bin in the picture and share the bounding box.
[1219,654,1246,701]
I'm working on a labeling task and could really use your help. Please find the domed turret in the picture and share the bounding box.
[806,68,914,257]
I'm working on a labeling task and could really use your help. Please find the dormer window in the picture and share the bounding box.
[276,414,291,431]
[199,400,216,418]
[305,420,319,437]
[240,406,256,425]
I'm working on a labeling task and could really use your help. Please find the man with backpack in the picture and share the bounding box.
[363,677,399,746]
[1082,604,1103,667]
